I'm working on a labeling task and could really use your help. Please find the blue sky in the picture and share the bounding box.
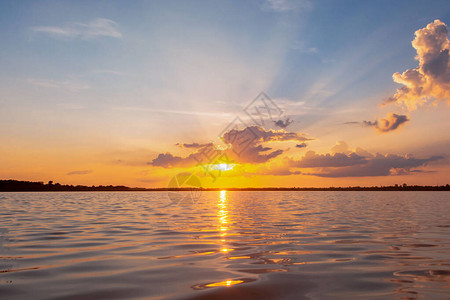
[0,0,449,187]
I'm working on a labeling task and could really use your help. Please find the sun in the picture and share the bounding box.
[213,163,235,171]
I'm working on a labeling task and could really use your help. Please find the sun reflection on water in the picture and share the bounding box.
[218,190,231,253]
[205,279,244,287]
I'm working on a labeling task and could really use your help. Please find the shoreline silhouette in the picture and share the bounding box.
[1,180,449,192]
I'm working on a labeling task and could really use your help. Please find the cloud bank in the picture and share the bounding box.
[306,153,443,177]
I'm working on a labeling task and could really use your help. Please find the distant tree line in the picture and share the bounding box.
[0,180,449,192]
[0,180,147,192]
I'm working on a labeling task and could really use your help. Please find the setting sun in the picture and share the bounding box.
[0,1,449,299]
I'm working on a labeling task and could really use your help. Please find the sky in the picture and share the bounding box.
[0,0,449,188]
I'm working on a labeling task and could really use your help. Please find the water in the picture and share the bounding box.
[0,191,449,299]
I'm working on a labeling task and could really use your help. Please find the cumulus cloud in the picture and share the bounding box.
[385,20,450,110]
[221,125,310,163]
[67,170,92,175]
[331,141,351,154]
[363,113,409,133]
[150,126,310,167]
[31,18,122,40]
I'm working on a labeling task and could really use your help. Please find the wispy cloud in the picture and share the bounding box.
[28,78,89,91]
[261,0,312,12]
[112,105,234,118]
[67,170,92,175]
[31,18,122,40]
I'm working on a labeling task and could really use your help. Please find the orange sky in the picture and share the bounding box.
[0,4,449,188]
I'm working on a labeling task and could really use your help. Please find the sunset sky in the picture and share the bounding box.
[1,0,449,188]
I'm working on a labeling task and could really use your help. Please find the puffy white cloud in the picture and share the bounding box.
[386,20,450,110]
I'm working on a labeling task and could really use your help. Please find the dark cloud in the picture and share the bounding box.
[306,154,443,177]
[150,144,222,168]
[222,125,309,145]
[150,126,311,167]
[363,113,409,133]
[274,118,293,129]
[67,170,92,175]
[150,153,186,168]
[221,125,310,164]
[291,151,367,168]
[385,20,450,110]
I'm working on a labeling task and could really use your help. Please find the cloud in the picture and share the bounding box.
[222,125,309,145]
[150,126,310,167]
[176,142,213,149]
[150,153,195,168]
[261,0,311,12]
[291,151,368,168]
[252,164,302,176]
[331,141,351,154]
[150,144,223,168]
[28,78,89,91]
[385,20,450,110]
[221,125,310,163]
[274,118,293,128]
[363,113,409,133]
[67,170,92,175]
[282,142,443,177]
[307,154,443,177]
[31,18,122,40]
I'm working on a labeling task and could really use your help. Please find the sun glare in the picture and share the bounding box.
[212,163,235,171]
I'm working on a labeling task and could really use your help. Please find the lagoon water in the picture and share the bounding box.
[0,191,449,299]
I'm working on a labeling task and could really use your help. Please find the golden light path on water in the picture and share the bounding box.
[1,192,450,298]
[215,190,241,287]
[218,190,232,253]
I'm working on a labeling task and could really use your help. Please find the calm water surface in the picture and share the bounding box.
[0,191,449,299]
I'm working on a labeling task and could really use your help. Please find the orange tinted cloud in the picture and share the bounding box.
[386,20,450,110]
[363,113,409,133]
[150,126,311,168]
